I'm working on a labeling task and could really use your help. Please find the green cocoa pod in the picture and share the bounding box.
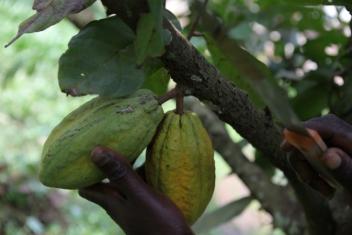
[145,111,215,225]
[40,89,164,189]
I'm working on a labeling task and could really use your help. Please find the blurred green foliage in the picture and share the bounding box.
[0,1,123,234]
[192,0,351,179]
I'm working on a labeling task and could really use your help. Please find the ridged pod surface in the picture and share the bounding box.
[40,89,164,189]
[145,111,215,224]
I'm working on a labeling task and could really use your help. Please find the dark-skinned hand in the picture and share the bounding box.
[282,114,352,198]
[78,147,194,235]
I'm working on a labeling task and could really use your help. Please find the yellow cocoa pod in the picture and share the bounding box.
[40,89,164,189]
[145,111,215,224]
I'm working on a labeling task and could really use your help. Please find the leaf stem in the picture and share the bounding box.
[157,88,177,104]
[175,85,184,115]
[187,0,209,40]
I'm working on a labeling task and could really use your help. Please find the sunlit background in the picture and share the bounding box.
[0,0,351,234]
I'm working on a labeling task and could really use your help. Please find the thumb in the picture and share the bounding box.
[91,146,149,198]
[322,148,352,192]
[79,183,121,208]
[91,147,130,182]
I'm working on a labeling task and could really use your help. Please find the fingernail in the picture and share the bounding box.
[91,147,109,162]
[280,140,293,152]
[323,151,342,170]
[280,140,287,150]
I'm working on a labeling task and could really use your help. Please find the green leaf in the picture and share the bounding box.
[148,0,163,27]
[228,22,252,41]
[135,14,164,64]
[6,0,96,47]
[206,36,265,108]
[135,14,156,64]
[1,59,25,88]
[163,9,182,31]
[58,16,145,98]
[291,80,329,120]
[134,1,169,64]
[143,67,170,96]
[148,27,168,57]
[259,0,351,7]
[254,150,276,177]
[141,59,170,95]
[331,75,352,119]
[303,29,347,63]
[201,13,301,128]
[192,197,252,233]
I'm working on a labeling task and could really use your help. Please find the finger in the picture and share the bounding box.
[288,150,315,181]
[322,148,352,192]
[91,147,129,182]
[135,164,146,181]
[308,177,335,199]
[79,183,121,208]
[304,114,352,155]
[91,147,149,198]
[304,114,346,138]
[280,139,295,152]
[288,151,335,198]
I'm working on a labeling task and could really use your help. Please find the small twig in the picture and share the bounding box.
[157,88,177,105]
[191,32,205,37]
[175,85,184,115]
[187,0,209,40]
